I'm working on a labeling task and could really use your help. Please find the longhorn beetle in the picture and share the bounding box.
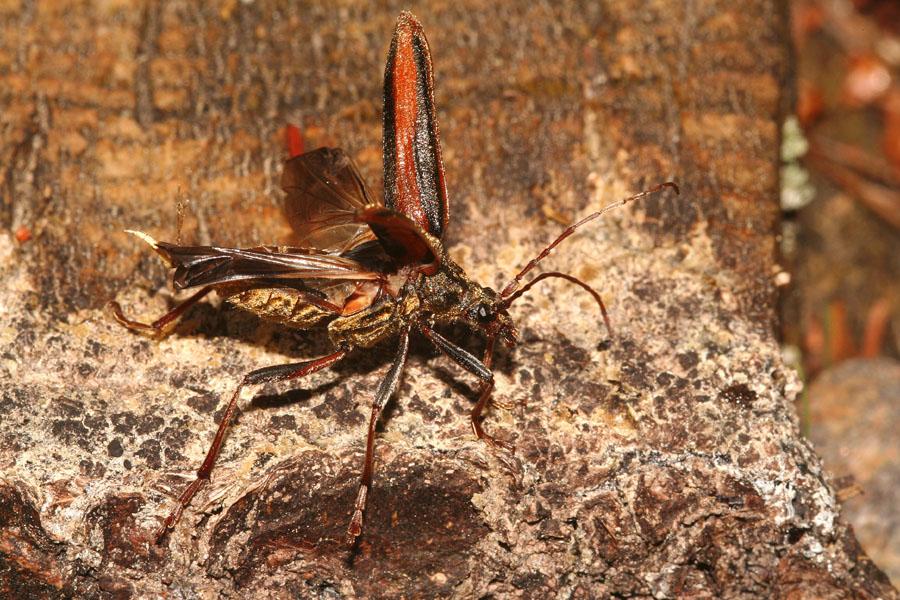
[111,12,678,547]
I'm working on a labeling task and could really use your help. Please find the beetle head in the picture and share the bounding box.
[465,287,517,347]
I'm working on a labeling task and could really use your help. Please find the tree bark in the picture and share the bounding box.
[1,1,896,598]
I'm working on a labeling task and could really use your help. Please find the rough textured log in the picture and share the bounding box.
[0,1,896,598]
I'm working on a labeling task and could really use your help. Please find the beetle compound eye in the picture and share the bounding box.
[473,303,494,324]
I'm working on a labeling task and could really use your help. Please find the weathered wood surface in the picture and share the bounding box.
[1,1,896,598]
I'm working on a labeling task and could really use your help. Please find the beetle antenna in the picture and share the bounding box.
[500,271,613,337]
[499,182,679,299]
[174,186,187,246]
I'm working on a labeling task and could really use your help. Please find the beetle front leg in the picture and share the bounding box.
[419,326,514,452]
[468,336,515,451]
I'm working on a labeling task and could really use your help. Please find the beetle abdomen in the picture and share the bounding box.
[222,286,334,329]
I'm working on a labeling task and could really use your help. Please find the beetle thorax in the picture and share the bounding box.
[414,255,518,346]
[414,258,468,313]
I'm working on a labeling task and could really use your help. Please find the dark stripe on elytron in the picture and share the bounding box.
[382,28,447,240]
[412,34,446,240]
[382,34,398,213]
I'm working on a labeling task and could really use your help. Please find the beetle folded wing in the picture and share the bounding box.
[282,147,379,253]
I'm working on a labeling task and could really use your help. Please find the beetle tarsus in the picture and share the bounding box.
[153,476,206,544]
[154,513,177,544]
[108,300,166,339]
[346,484,368,547]
[471,420,516,453]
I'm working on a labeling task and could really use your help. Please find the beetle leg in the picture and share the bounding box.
[155,347,349,543]
[419,327,514,452]
[469,336,515,451]
[347,329,409,547]
[109,285,214,339]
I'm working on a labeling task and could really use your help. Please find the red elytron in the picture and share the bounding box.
[111,12,678,547]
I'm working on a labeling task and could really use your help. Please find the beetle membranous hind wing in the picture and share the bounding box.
[282,147,379,253]
[153,243,382,290]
